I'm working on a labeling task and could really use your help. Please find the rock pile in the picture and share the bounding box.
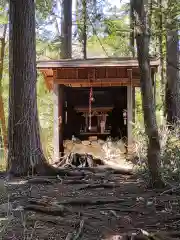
[53,138,133,170]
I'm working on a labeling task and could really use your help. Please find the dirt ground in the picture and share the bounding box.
[0,169,180,240]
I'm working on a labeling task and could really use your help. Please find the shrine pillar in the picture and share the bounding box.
[53,83,65,162]
[53,83,59,162]
[59,84,65,156]
[127,69,133,152]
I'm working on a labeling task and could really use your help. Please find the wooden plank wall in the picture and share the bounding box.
[54,67,140,87]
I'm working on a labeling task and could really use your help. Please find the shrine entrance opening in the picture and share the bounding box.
[64,86,127,141]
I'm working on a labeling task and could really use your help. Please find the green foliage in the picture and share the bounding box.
[74,0,105,55]
[160,125,180,181]
[87,2,132,57]
[36,38,60,60]
[103,16,131,56]
[36,0,53,18]
[135,88,144,125]
[0,13,7,24]
[37,74,53,160]
[133,123,180,183]
[0,0,8,24]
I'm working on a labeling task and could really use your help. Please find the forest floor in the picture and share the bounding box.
[0,169,180,240]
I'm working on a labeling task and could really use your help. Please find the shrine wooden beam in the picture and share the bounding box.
[40,71,53,91]
[54,78,140,87]
[45,76,53,91]
[76,106,113,113]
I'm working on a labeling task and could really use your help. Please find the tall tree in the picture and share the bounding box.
[158,0,165,106]
[0,4,8,150]
[58,0,72,155]
[61,0,72,58]
[165,0,180,124]
[82,0,87,59]
[8,0,59,176]
[131,0,164,188]
[8,0,45,175]
[130,0,135,57]
[8,0,76,177]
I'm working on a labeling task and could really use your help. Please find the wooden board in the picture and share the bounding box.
[38,58,159,89]
[54,78,140,87]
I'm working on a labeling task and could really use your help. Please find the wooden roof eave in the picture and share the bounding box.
[37,58,160,90]
[39,69,54,91]
[37,57,160,69]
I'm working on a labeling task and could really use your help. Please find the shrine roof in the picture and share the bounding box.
[37,57,159,69]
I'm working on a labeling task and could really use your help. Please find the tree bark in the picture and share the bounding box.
[7,0,86,177]
[165,0,180,124]
[158,0,165,109]
[58,0,72,155]
[130,0,135,57]
[8,0,56,176]
[0,23,7,149]
[131,0,164,188]
[82,0,87,59]
[61,0,72,59]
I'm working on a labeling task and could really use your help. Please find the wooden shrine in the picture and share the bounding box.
[37,57,159,160]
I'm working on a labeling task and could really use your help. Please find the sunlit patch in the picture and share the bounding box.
[102,234,124,240]
[5,180,27,186]
[0,217,13,222]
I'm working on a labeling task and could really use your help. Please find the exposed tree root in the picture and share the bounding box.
[6,162,86,178]
[24,198,71,216]
[27,197,127,206]
[7,147,135,180]
[37,163,86,177]
[26,178,55,184]
[77,183,121,190]
[28,215,74,225]
[7,159,134,181]
[62,179,88,184]
[74,166,134,175]
[24,204,67,216]
[58,198,130,206]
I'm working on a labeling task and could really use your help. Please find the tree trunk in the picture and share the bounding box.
[61,0,72,59]
[131,0,164,188]
[158,0,165,109]
[82,0,87,59]
[59,0,72,155]
[8,0,49,176]
[130,0,135,57]
[8,0,78,177]
[0,24,7,149]
[165,0,180,124]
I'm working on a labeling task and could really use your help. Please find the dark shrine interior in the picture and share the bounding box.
[64,86,127,141]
